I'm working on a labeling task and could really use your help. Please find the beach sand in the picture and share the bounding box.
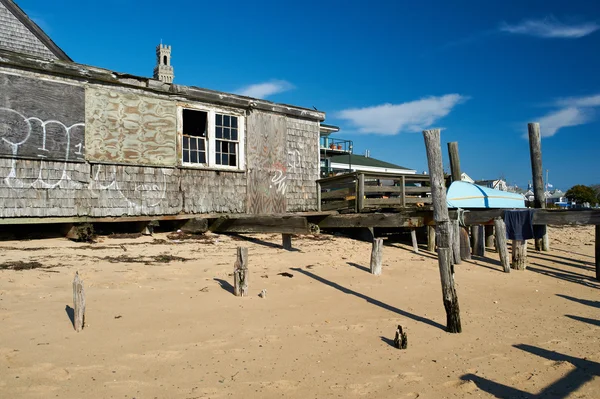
[0,225,598,398]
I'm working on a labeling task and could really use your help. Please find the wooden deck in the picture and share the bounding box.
[317,171,432,213]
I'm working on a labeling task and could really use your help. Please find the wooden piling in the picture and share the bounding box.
[447,141,470,260]
[471,225,485,257]
[72,272,85,332]
[410,229,419,253]
[485,225,494,248]
[511,240,527,270]
[459,227,471,260]
[427,225,436,252]
[424,129,462,333]
[233,247,249,296]
[528,122,549,251]
[596,225,599,281]
[448,142,462,183]
[451,220,461,265]
[493,218,510,273]
[282,234,293,251]
[370,238,383,275]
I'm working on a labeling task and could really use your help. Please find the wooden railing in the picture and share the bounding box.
[317,172,432,212]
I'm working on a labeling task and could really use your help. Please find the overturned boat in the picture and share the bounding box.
[447,181,526,209]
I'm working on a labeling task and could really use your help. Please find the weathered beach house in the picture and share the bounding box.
[0,0,326,223]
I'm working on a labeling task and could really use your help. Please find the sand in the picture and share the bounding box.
[0,226,598,398]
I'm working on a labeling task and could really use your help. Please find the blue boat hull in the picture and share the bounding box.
[447,181,525,209]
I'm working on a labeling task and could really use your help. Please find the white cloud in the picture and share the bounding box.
[531,93,600,137]
[235,80,294,99]
[501,17,599,39]
[336,94,467,135]
[555,94,600,108]
[536,107,593,137]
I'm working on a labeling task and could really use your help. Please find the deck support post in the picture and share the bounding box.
[424,129,462,333]
[485,225,495,248]
[494,218,510,273]
[427,225,436,252]
[370,238,383,275]
[472,225,485,257]
[282,234,293,251]
[233,247,249,296]
[460,227,471,260]
[73,272,85,332]
[451,220,461,265]
[511,240,527,270]
[528,122,549,251]
[596,225,600,281]
[410,229,419,253]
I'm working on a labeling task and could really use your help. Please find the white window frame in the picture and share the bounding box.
[177,103,245,171]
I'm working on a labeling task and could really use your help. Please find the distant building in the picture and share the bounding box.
[474,179,508,192]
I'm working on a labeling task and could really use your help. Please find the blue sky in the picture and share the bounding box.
[20,0,600,190]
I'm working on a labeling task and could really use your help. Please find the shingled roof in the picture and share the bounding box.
[0,0,71,61]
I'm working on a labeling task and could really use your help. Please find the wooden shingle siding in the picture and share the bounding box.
[85,87,177,167]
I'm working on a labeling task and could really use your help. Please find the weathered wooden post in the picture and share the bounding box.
[448,141,470,261]
[493,218,510,273]
[448,142,461,182]
[282,234,293,251]
[72,272,85,332]
[370,238,383,275]
[485,225,495,248]
[356,173,365,212]
[471,225,485,257]
[451,220,461,264]
[459,227,472,260]
[233,247,249,296]
[427,225,436,252]
[410,229,419,253]
[528,122,549,251]
[424,129,462,333]
[596,225,599,281]
[511,240,527,270]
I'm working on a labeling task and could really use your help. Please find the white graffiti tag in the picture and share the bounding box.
[270,170,287,195]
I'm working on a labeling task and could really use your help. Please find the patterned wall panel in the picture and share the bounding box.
[246,111,287,214]
[85,87,177,167]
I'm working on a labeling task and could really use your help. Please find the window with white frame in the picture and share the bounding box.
[180,106,244,170]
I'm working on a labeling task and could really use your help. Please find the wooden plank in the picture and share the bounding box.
[321,187,353,200]
[423,128,461,333]
[246,111,287,214]
[364,197,432,206]
[321,199,354,211]
[459,209,600,226]
[208,216,308,234]
[72,272,85,332]
[318,213,425,228]
[0,73,85,162]
[233,247,248,297]
[317,173,357,185]
[85,87,177,166]
[370,238,383,275]
[448,142,461,182]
